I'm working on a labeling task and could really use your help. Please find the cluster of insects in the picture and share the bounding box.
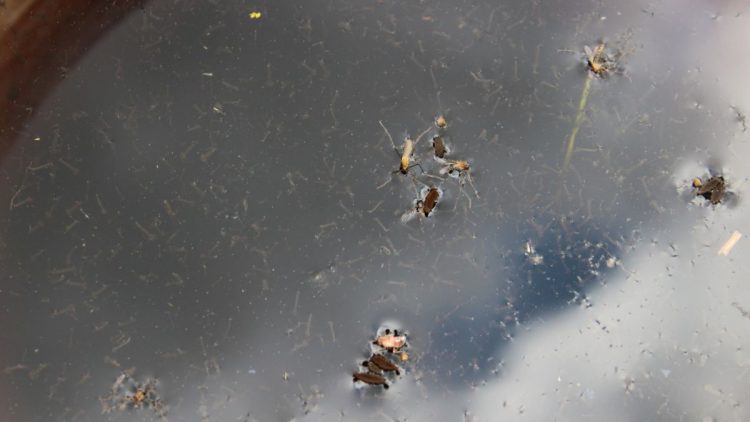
[379,115,479,223]
[100,371,166,418]
[352,328,408,390]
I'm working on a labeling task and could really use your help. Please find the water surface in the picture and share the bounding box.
[1,0,749,420]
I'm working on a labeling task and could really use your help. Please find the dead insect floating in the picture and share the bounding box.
[102,372,166,417]
[353,371,389,389]
[379,120,429,175]
[121,379,162,412]
[373,328,407,352]
[441,159,470,175]
[365,354,401,375]
[128,386,151,408]
[693,175,726,204]
[432,135,448,158]
[440,159,480,199]
[418,187,440,217]
[398,135,418,174]
[584,44,610,76]
[401,183,442,223]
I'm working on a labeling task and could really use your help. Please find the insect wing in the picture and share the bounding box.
[584,45,595,61]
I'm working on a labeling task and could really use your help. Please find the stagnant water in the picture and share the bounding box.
[1,0,749,420]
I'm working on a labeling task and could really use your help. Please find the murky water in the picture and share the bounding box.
[1,0,749,420]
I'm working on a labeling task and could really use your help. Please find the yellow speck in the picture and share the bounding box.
[718,230,742,256]
[282,371,288,381]
[249,11,262,19]
[400,352,409,361]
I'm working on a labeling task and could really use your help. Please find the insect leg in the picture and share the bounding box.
[466,171,480,198]
[407,162,424,174]
[379,120,397,150]
[413,125,432,145]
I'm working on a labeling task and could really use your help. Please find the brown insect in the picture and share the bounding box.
[373,328,407,352]
[401,182,442,223]
[353,371,389,389]
[584,44,608,76]
[365,354,401,375]
[362,359,383,375]
[379,120,430,175]
[694,175,726,204]
[418,187,440,217]
[432,135,448,158]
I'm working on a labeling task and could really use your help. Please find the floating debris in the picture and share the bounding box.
[248,11,262,19]
[730,105,748,132]
[523,241,544,266]
[717,231,742,256]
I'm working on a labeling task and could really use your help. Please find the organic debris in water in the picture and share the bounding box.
[523,241,544,265]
